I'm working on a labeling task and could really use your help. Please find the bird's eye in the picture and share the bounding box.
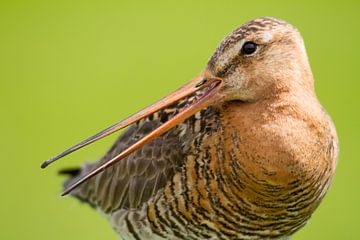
[241,41,257,55]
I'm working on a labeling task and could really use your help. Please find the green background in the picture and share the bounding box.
[1,1,359,239]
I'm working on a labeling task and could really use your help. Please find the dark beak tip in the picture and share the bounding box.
[40,160,50,169]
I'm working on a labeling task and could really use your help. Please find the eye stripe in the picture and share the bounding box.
[214,40,245,71]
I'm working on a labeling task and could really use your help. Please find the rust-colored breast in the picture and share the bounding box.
[143,98,338,239]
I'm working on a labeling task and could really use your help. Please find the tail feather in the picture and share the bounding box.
[58,167,81,177]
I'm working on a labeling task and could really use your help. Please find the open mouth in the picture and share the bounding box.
[41,71,223,195]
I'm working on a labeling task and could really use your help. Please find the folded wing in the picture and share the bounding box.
[62,113,186,214]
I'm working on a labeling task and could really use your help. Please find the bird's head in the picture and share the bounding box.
[207,17,314,103]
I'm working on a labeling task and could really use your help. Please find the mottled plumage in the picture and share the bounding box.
[44,17,338,240]
[66,103,217,213]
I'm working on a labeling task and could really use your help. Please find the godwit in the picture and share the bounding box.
[42,17,338,240]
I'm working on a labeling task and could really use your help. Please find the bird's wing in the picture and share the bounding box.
[61,106,196,214]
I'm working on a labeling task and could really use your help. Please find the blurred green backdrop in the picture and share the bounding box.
[0,0,359,239]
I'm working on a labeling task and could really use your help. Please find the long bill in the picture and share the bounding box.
[41,70,223,196]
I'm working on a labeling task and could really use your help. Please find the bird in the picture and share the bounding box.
[42,17,338,240]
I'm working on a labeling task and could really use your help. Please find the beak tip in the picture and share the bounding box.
[41,160,50,169]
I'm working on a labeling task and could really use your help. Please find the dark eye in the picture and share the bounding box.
[241,41,257,55]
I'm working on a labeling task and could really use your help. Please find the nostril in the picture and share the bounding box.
[195,79,208,88]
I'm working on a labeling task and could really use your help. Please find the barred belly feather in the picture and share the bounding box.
[108,97,337,240]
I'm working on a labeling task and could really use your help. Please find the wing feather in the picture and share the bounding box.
[62,101,218,214]
[64,111,186,213]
